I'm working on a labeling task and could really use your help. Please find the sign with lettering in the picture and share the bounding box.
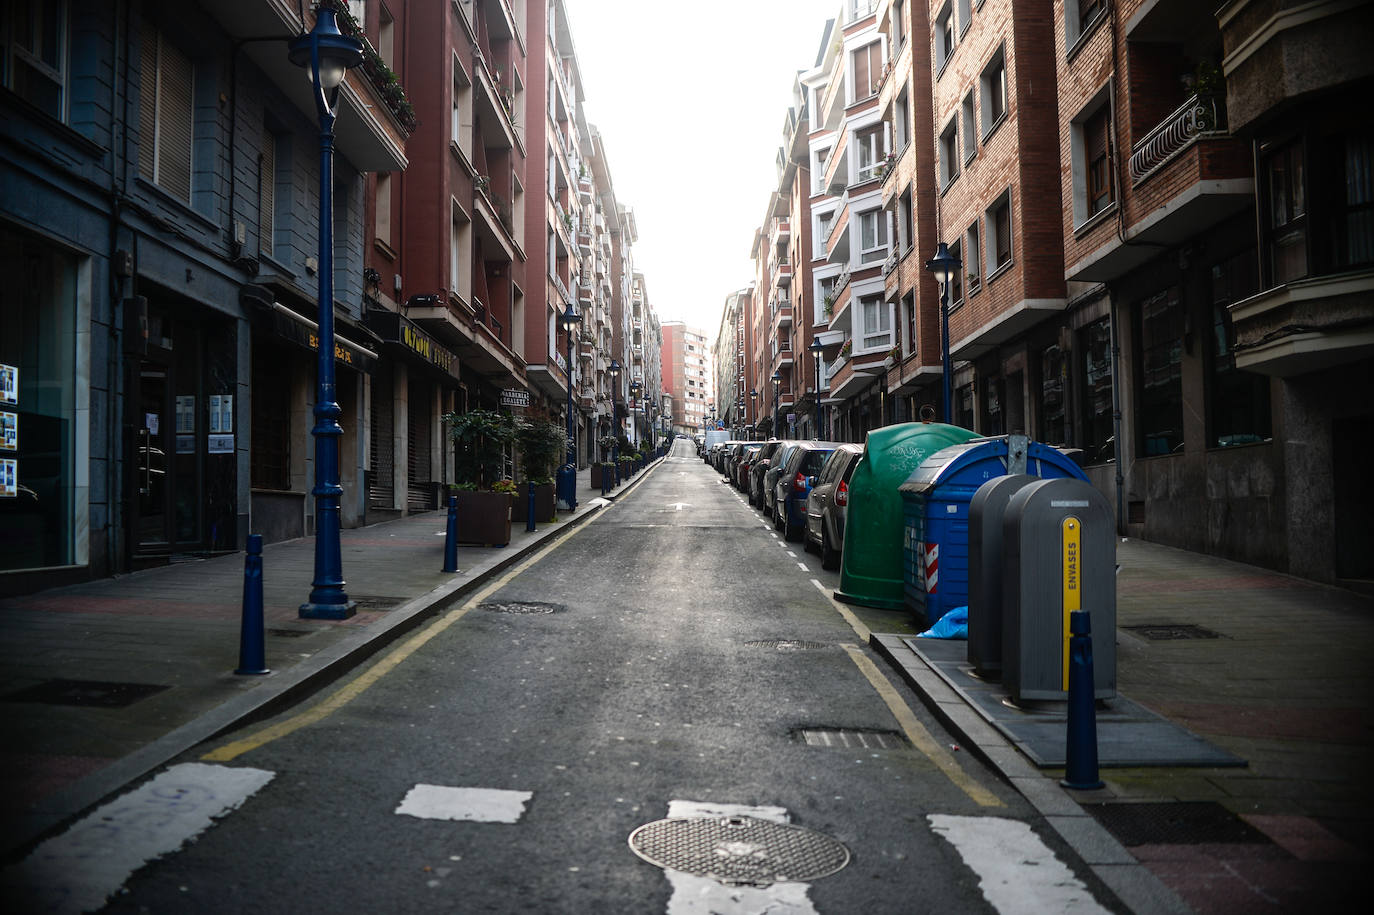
[365,309,460,378]
[500,388,530,408]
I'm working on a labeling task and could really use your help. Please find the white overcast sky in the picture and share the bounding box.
[565,0,844,349]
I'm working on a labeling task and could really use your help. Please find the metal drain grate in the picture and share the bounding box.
[745,639,829,652]
[2,679,170,708]
[795,727,908,749]
[1083,802,1269,846]
[628,816,849,887]
[267,627,313,638]
[478,600,565,615]
[1123,623,1222,641]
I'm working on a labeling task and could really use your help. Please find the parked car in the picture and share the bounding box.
[748,441,785,507]
[773,442,840,541]
[724,441,763,483]
[804,443,864,569]
[735,445,763,490]
[760,442,802,521]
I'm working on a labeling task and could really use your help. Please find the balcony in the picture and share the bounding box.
[1130,95,1224,185]
[771,217,791,251]
[771,300,792,335]
[553,274,572,306]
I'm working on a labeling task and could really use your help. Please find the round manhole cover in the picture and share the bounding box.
[477,601,564,614]
[628,816,849,887]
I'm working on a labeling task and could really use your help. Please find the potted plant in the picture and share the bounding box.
[443,409,516,545]
[514,414,567,523]
[839,339,853,359]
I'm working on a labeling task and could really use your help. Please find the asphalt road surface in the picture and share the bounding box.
[19,438,1122,913]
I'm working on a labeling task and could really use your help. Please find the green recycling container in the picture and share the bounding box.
[834,422,977,609]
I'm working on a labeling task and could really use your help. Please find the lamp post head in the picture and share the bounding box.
[289,8,365,113]
[924,241,962,288]
[560,301,582,332]
[808,337,824,355]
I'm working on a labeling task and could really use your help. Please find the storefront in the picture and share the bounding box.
[0,225,84,574]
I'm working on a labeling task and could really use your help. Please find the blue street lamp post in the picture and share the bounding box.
[809,337,824,439]
[770,370,782,441]
[925,242,961,424]
[557,301,582,511]
[608,359,621,483]
[291,8,364,620]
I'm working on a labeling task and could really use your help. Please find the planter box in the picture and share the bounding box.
[453,490,511,546]
[619,460,633,478]
[590,463,603,488]
[511,482,556,524]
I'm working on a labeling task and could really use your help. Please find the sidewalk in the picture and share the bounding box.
[0,456,664,860]
[876,537,1374,914]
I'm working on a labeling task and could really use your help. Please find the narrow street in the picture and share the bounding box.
[27,441,1117,913]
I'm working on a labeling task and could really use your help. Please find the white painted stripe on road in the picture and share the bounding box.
[1,763,274,914]
[927,815,1111,915]
[395,785,532,823]
[786,550,796,557]
[798,563,809,572]
[662,800,817,915]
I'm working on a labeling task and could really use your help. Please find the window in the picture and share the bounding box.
[861,294,891,349]
[895,90,910,150]
[892,0,905,50]
[1070,93,1114,224]
[852,41,882,100]
[1136,287,1184,457]
[961,90,976,163]
[251,342,292,490]
[1085,319,1125,461]
[859,208,888,263]
[957,0,972,35]
[3,0,66,120]
[985,190,1011,272]
[451,202,472,298]
[814,147,830,194]
[451,57,472,152]
[1262,137,1307,285]
[948,239,964,307]
[258,128,281,257]
[1208,249,1270,448]
[1332,133,1374,271]
[818,274,837,321]
[139,21,194,203]
[903,291,916,356]
[898,188,913,253]
[1067,0,1106,49]
[980,45,1006,137]
[1039,344,1066,445]
[855,124,885,181]
[939,116,959,189]
[935,4,955,74]
[965,221,981,291]
[375,173,393,248]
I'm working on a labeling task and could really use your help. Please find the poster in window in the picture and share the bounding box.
[217,395,233,433]
[207,434,234,454]
[208,395,220,433]
[0,364,17,405]
[0,411,16,451]
[175,395,196,433]
[0,458,15,497]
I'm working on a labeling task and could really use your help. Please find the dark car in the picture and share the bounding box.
[735,445,762,490]
[772,442,840,541]
[747,441,785,507]
[804,443,863,569]
[760,442,802,521]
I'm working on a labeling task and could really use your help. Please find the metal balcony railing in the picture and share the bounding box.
[1130,94,1224,185]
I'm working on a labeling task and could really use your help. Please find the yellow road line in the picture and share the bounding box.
[809,578,871,643]
[202,522,593,763]
[841,643,1004,808]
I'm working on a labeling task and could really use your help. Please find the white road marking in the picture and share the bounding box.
[786,551,796,557]
[395,785,532,823]
[798,563,809,572]
[1,763,274,914]
[662,800,818,915]
[927,815,1111,914]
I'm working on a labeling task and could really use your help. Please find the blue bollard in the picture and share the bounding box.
[1061,610,1105,789]
[235,534,270,675]
[526,481,537,532]
[442,495,459,573]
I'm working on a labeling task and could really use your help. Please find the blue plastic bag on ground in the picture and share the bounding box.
[917,605,968,639]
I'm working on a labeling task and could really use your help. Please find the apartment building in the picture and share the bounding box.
[804,3,896,442]
[713,289,751,433]
[1,0,663,594]
[723,0,1371,584]
[661,323,713,434]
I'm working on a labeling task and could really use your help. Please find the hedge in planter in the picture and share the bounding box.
[443,410,517,545]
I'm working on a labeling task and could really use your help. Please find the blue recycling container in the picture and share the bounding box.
[899,435,1087,627]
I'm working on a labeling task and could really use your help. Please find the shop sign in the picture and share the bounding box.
[365,309,461,379]
[500,388,530,408]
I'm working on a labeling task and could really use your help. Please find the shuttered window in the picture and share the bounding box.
[138,22,193,203]
[1085,106,1112,216]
